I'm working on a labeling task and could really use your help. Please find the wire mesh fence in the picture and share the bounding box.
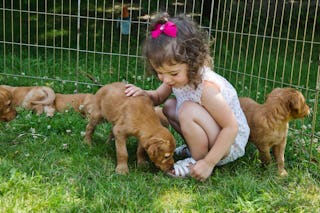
[0,0,319,159]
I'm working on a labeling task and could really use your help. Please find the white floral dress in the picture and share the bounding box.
[172,66,250,165]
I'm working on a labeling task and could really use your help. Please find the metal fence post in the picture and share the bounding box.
[76,0,81,92]
[310,55,320,161]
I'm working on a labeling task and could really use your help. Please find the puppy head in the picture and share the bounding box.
[289,90,310,119]
[145,130,176,172]
[0,87,17,121]
[267,88,310,119]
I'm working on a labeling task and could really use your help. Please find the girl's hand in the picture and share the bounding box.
[125,84,147,97]
[190,159,214,182]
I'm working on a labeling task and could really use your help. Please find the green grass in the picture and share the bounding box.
[0,109,319,212]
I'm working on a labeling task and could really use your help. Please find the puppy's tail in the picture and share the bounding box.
[30,86,56,105]
[26,86,56,117]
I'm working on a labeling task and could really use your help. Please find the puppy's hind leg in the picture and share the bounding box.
[32,104,44,115]
[113,125,129,174]
[137,142,148,167]
[44,105,55,117]
[106,130,114,144]
[257,146,272,166]
[85,113,102,146]
[273,142,288,176]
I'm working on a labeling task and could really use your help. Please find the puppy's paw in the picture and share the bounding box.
[44,106,55,117]
[137,160,149,168]
[116,164,129,175]
[83,140,93,147]
[278,169,288,177]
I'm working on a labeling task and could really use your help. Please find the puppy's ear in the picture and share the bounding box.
[289,91,309,118]
[289,95,299,112]
[146,138,166,157]
[147,143,158,158]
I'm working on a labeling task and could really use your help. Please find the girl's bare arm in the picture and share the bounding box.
[125,83,172,105]
[201,81,238,166]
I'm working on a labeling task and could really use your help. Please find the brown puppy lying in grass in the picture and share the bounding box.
[0,87,17,121]
[239,88,310,176]
[0,85,56,117]
[85,82,176,174]
[54,93,95,117]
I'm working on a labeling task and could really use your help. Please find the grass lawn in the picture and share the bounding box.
[0,108,319,212]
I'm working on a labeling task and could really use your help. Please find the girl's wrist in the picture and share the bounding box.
[203,156,217,168]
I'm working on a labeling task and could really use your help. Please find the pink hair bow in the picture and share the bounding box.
[151,21,177,38]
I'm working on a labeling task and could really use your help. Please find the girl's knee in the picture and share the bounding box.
[163,98,176,118]
[178,102,200,131]
[179,101,221,147]
[178,101,198,121]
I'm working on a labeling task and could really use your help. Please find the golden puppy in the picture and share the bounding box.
[54,93,95,116]
[0,85,56,117]
[85,82,176,174]
[0,87,17,121]
[239,87,310,176]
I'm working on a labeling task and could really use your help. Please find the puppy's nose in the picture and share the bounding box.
[160,162,174,172]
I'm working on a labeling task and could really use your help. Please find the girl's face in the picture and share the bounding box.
[152,62,189,88]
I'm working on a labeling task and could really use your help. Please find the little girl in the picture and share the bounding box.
[125,13,250,181]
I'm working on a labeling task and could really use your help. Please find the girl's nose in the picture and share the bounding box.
[162,75,172,84]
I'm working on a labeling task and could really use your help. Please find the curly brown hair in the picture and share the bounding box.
[143,12,212,88]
